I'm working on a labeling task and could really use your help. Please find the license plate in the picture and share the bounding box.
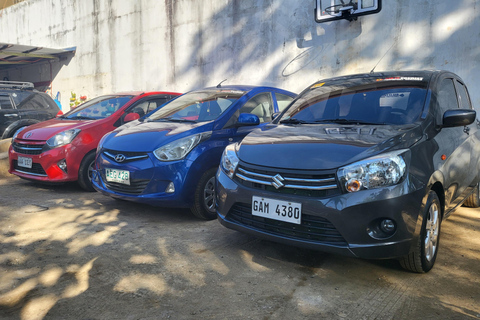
[17,156,32,169]
[105,168,130,185]
[252,196,302,224]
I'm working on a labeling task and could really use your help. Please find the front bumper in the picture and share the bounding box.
[9,143,79,183]
[92,151,197,208]
[216,168,426,260]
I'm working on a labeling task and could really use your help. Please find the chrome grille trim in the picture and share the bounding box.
[12,142,44,155]
[236,167,338,191]
[104,151,149,162]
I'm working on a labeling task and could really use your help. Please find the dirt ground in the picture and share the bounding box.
[0,175,479,320]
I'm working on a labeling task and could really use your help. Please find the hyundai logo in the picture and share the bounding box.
[114,154,126,162]
[272,174,285,189]
[25,132,32,138]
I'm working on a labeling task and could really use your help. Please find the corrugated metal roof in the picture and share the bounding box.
[0,42,76,70]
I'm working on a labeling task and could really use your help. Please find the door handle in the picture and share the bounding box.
[4,114,18,117]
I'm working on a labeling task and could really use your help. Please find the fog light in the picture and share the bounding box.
[165,182,175,193]
[380,219,396,233]
[57,159,67,173]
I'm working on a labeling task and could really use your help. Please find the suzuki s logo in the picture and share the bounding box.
[272,174,285,189]
[114,154,126,162]
[25,133,32,138]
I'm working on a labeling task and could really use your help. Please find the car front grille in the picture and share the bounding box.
[234,163,341,198]
[227,203,347,245]
[104,180,150,195]
[13,161,47,176]
[102,149,149,163]
[12,142,44,155]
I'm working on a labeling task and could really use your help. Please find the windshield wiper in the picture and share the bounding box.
[316,119,381,125]
[279,118,309,124]
[66,115,97,120]
[155,117,197,123]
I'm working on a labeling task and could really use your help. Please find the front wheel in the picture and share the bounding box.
[190,168,218,220]
[399,191,442,273]
[78,152,96,192]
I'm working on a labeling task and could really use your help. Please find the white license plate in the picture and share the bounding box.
[17,156,32,169]
[252,196,302,224]
[105,168,130,185]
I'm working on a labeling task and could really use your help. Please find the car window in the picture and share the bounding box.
[455,80,471,109]
[63,95,134,120]
[17,93,52,110]
[275,93,294,112]
[238,93,274,123]
[0,95,13,109]
[280,82,427,125]
[147,90,245,122]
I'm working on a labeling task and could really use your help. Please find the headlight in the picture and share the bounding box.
[45,129,81,149]
[153,132,211,161]
[220,143,239,179]
[337,149,408,192]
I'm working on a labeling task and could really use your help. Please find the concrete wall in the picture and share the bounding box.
[0,0,479,111]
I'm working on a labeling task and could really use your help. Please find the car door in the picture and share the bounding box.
[0,94,19,134]
[433,76,472,210]
[226,92,276,144]
[453,78,480,197]
[116,95,175,127]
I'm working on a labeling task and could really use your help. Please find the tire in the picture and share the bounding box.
[78,151,96,192]
[400,191,442,273]
[462,182,480,208]
[190,168,218,220]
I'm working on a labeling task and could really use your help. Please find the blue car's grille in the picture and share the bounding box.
[227,202,347,245]
[102,149,149,163]
[13,161,47,176]
[234,164,341,198]
[12,142,44,155]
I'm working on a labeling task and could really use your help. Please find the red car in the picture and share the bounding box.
[8,91,181,191]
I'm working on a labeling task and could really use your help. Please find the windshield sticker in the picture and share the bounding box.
[376,77,423,82]
[311,82,325,89]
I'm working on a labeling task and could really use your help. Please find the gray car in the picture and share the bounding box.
[216,70,479,273]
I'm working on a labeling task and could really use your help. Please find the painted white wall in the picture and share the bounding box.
[0,0,479,111]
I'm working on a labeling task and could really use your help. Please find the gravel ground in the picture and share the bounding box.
[0,176,479,320]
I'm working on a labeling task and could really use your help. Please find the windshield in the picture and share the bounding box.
[279,78,428,125]
[147,90,245,122]
[61,95,134,120]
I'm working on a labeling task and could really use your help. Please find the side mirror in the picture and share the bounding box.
[124,112,140,123]
[442,109,476,128]
[237,113,260,126]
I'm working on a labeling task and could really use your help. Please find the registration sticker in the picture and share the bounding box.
[105,168,130,185]
[17,156,32,169]
[252,196,302,224]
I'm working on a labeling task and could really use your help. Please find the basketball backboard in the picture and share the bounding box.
[315,0,382,23]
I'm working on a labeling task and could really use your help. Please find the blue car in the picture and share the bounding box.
[92,85,296,219]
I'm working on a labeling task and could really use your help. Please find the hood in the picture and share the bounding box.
[237,124,423,170]
[103,120,213,151]
[16,118,95,141]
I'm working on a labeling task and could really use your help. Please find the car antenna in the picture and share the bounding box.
[370,40,396,74]
[216,79,227,88]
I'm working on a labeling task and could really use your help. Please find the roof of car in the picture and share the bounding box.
[200,85,295,94]
[314,70,442,85]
